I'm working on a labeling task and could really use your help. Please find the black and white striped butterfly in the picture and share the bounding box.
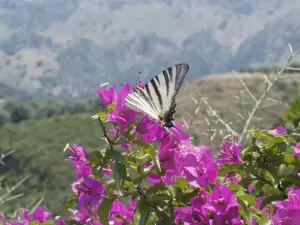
[125,63,189,129]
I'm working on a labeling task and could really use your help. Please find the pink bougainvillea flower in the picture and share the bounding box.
[268,124,287,136]
[20,209,30,221]
[116,83,131,107]
[217,141,242,166]
[72,177,105,209]
[0,213,8,225]
[71,208,95,224]
[294,142,300,156]
[55,216,66,225]
[271,187,300,224]
[72,161,92,180]
[109,199,136,225]
[65,144,89,164]
[175,191,211,224]
[98,83,138,135]
[107,104,137,134]
[204,182,240,225]
[97,84,117,107]
[31,207,52,223]
[175,145,217,188]
[147,170,176,185]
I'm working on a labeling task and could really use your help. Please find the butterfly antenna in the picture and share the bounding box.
[126,44,143,85]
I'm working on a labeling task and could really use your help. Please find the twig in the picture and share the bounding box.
[238,47,299,143]
[286,67,300,71]
[201,98,237,135]
[97,117,114,150]
[187,93,203,135]
[232,71,257,102]
[0,176,29,203]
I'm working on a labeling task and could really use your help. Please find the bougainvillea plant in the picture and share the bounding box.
[1,82,300,225]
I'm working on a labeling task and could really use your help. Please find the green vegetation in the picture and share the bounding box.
[0,113,106,216]
[0,98,103,126]
[0,97,106,216]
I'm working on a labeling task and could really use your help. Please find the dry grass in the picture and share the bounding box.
[175,71,300,149]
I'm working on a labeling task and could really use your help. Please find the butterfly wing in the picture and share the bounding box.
[125,63,189,122]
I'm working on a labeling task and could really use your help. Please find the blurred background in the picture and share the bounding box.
[1,0,300,218]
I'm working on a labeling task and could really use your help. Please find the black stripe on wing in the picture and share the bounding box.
[172,63,189,100]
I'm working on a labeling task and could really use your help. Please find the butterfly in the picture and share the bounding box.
[125,63,189,129]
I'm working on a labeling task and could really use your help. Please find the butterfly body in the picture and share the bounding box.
[125,63,189,128]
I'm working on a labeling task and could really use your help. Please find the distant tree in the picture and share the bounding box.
[70,103,87,114]
[38,106,59,118]
[0,110,10,126]
[10,104,32,123]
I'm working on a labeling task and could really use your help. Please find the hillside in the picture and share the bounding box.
[0,113,106,216]
[176,71,300,147]
[1,71,300,216]
[1,0,300,98]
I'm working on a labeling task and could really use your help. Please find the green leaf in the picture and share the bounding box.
[168,186,183,202]
[257,168,275,184]
[278,164,287,177]
[92,165,103,177]
[111,162,127,193]
[150,194,173,203]
[253,180,265,192]
[98,197,117,225]
[64,194,78,210]
[261,193,285,209]
[238,194,257,205]
[249,129,260,138]
[106,104,116,112]
[133,140,161,172]
[89,150,104,165]
[283,153,295,164]
[249,209,265,225]
[238,198,250,224]
[105,148,126,163]
[284,174,300,186]
[175,177,189,189]
[181,189,200,203]
[146,183,167,195]
[266,136,285,147]
[155,217,175,225]
[123,122,136,138]
[262,184,278,196]
[91,112,107,121]
[34,221,53,225]
[133,202,151,225]
[218,164,241,177]
[228,182,245,193]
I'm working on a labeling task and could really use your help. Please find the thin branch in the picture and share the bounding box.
[97,117,114,150]
[201,98,237,135]
[238,48,299,143]
[232,71,257,102]
[29,197,44,214]
[0,176,29,202]
[286,67,300,71]
[187,93,203,135]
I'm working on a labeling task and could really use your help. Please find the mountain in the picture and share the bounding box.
[1,0,300,98]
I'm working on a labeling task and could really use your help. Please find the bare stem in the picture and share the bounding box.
[238,50,299,143]
[201,98,237,135]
